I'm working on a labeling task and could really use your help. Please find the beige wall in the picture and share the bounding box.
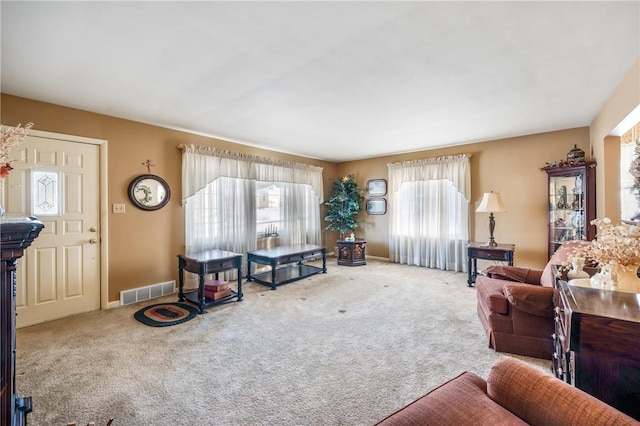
[591,56,640,220]
[3,75,633,302]
[1,94,338,302]
[337,128,590,270]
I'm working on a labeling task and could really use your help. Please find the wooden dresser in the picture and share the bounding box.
[553,277,640,420]
[1,217,44,426]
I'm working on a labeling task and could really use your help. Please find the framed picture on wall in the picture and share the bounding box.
[366,197,387,215]
[366,179,387,196]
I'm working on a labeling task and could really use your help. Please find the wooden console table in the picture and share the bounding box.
[1,217,44,426]
[247,244,326,290]
[337,238,366,266]
[177,250,243,314]
[466,242,515,287]
[553,276,640,420]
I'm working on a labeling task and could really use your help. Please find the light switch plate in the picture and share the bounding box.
[113,203,126,214]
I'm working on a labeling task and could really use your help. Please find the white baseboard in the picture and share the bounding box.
[367,255,390,262]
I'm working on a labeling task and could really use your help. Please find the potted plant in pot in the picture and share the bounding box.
[324,174,365,264]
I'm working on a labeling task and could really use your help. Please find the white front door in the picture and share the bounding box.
[2,132,102,327]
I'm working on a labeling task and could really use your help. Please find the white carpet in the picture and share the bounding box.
[16,259,551,425]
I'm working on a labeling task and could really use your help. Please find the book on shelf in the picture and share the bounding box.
[203,287,232,300]
[204,279,229,292]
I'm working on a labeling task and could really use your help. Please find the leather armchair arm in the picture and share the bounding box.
[503,283,555,317]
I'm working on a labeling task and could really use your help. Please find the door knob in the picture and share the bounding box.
[89,238,98,244]
[89,226,97,232]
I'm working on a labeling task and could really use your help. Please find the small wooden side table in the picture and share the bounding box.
[467,242,515,287]
[177,250,243,314]
[337,238,366,266]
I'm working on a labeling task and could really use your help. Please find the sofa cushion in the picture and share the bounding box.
[376,371,527,426]
[476,276,509,314]
[503,283,555,317]
[487,357,638,426]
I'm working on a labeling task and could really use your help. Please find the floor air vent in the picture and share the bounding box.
[120,281,176,306]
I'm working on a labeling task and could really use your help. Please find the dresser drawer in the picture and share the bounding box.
[204,259,238,272]
[301,250,324,260]
[553,290,572,345]
[555,310,569,346]
[552,342,567,381]
[552,317,572,381]
[472,249,510,261]
[280,255,303,264]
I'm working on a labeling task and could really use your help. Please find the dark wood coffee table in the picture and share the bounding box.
[247,244,326,290]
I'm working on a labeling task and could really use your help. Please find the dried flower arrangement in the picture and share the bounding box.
[566,218,640,268]
[0,122,34,177]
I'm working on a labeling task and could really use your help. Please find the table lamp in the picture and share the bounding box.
[476,191,507,247]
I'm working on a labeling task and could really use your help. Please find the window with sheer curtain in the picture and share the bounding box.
[621,122,640,221]
[388,154,471,272]
[181,145,323,279]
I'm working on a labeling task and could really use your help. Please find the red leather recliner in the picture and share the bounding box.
[475,242,586,359]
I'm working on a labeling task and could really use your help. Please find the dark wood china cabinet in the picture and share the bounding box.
[544,162,596,258]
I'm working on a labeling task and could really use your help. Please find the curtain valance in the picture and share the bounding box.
[387,153,471,201]
[180,144,324,203]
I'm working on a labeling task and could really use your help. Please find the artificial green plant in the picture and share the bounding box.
[323,174,364,236]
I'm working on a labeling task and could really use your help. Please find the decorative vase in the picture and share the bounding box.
[612,263,640,293]
[567,258,589,280]
[567,144,585,163]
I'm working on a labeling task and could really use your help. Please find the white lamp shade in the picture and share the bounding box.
[476,192,507,213]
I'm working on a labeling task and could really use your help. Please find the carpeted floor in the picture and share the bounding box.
[16,259,551,426]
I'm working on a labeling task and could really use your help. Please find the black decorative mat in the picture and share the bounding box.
[134,302,198,327]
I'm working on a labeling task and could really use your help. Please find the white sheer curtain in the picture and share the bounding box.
[182,145,323,203]
[181,145,323,279]
[388,154,471,272]
[186,177,256,255]
[281,183,321,246]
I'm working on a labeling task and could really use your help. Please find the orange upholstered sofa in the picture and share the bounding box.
[375,357,638,425]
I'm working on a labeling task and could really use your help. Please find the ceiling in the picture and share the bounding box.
[2,2,639,162]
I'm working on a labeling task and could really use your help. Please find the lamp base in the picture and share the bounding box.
[486,213,498,247]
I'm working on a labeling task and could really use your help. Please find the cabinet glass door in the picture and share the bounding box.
[549,173,585,251]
